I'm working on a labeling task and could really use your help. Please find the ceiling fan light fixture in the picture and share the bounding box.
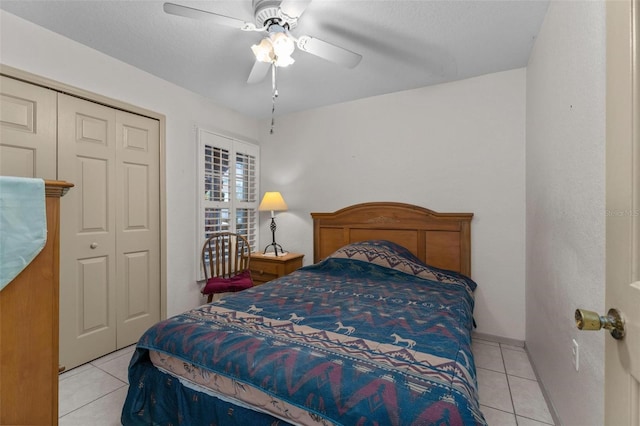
[251,30,296,67]
[269,31,295,67]
[271,31,295,58]
[251,38,275,63]
[274,54,295,67]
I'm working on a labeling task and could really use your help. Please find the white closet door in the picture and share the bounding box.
[115,109,160,347]
[0,76,57,179]
[57,94,161,369]
[58,94,118,369]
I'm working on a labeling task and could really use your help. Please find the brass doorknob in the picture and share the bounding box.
[575,308,625,340]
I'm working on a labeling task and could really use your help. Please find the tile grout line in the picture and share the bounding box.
[502,348,556,426]
[499,343,519,425]
[60,346,134,381]
[516,413,555,426]
[91,348,136,367]
[479,404,516,416]
[476,342,555,426]
[91,363,129,386]
[58,348,134,420]
[90,356,131,386]
[90,347,135,383]
[58,383,128,420]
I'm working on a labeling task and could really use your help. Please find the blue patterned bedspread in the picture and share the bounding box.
[122,241,486,425]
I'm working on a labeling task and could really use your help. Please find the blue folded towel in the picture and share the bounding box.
[0,177,47,291]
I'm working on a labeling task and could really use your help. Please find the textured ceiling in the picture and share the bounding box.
[0,0,549,119]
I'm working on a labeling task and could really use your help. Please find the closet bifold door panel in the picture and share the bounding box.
[115,109,161,347]
[0,75,57,179]
[58,94,118,369]
[58,94,160,370]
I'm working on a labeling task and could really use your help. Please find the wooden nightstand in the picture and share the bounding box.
[250,252,304,285]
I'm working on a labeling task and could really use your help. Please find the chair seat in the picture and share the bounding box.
[202,269,253,294]
[201,232,253,302]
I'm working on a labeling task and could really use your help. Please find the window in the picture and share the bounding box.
[198,129,259,279]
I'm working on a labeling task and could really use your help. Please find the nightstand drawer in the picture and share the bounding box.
[249,252,304,285]
[250,268,279,283]
[251,261,281,276]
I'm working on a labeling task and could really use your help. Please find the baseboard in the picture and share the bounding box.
[472,331,525,348]
[523,347,562,426]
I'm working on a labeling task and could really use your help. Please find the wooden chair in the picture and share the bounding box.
[201,232,253,302]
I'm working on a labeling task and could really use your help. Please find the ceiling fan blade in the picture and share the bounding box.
[247,60,271,84]
[279,0,312,19]
[297,36,362,69]
[163,2,255,30]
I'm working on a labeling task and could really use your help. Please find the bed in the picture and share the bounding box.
[121,202,485,425]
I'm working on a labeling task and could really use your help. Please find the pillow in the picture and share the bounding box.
[202,269,253,294]
[327,240,477,291]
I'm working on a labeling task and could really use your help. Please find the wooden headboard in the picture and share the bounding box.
[311,202,473,277]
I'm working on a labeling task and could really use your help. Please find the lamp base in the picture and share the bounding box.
[263,242,285,256]
[263,216,285,256]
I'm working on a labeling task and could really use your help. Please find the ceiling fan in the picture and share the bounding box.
[163,0,363,84]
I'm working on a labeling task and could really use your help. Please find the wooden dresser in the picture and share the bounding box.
[250,252,304,285]
[0,180,72,426]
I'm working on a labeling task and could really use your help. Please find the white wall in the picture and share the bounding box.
[259,69,527,340]
[0,10,260,317]
[526,1,606,425]
[1,8,529,342]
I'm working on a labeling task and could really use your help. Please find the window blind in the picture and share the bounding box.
[198,129,259,280]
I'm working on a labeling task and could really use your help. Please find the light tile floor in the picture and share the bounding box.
[58,345,135,426]
[59,338,554,425]
[473,338,554,425]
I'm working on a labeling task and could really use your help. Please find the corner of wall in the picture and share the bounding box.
[525,1,606,424]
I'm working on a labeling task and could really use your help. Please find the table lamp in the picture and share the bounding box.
[258,191,288,256]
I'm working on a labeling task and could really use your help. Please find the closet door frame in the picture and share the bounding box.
[0,64,168,321]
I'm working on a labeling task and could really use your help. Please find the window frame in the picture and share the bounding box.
[197,128,259,280]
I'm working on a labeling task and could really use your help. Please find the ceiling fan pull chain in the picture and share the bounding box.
[270,62,278,134]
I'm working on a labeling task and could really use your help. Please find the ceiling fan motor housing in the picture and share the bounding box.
[253,0,297,29]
